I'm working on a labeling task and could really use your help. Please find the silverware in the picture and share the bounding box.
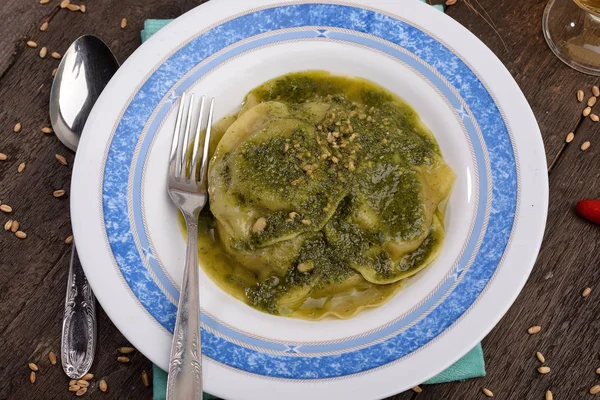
[166,92,214,399]
[49,35,120,379]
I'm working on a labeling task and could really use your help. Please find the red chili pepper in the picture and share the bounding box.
[576,200,600,225]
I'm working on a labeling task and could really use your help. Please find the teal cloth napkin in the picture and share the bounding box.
[141,19,174,42]
[142,6,485,397]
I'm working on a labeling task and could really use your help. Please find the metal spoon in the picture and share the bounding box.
[50,35,119,379]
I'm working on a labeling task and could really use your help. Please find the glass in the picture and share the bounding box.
[543,0,600,75]
[575,0,600,16]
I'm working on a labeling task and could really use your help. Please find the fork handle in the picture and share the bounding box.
[167,216,203,400]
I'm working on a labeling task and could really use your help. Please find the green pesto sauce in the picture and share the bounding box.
[358,162,425,240]
[246,233,353,314]
[192,71,452,319]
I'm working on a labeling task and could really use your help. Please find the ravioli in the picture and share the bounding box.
[197,71,454,319]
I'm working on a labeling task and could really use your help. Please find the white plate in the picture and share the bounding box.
[71,1,548,399]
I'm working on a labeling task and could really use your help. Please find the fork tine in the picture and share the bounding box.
[198,98,215,186]
[190,96,206,179]
[169,92,187,178]
[175,93,194,179]
[180,93,196,180]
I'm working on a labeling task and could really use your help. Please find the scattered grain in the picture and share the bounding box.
[75,387,87,397]
[55,154,67,165]
[99,379,108,392]
[53,189,66,198]
[592,113,600,122]
[446,0,458,5]
[40,22,49,31]
[527,325,542,335]
[41,127,53,134]
[82,373,94,381]
[0,204,13,213]
[537,366,551,374]
[18,162,26,173]
[39,47,47,58]
[117,356,130,363]
[596,367,600,374]
[11,220,19,233]
[60,0,70,8]
[566,132,575,143]
[482,387,494,397]
[48,351,57,365]
[578,89,585,102]
[141,370,150,387]
[77,380,89,387]
[412,385,422,393]
[69,385,80,392]
[69,379,77,386]
[29,371,36,384]
[66,3,80,11]
[15,231,27,239]
[65,235,73,244]
[26,40,38,48]
[51,51,61,59]
[583,287,592,297]
[589,96,597,107]
[118,346,135,354]
[252,217,267,233]
[121,18,128,28]
[4,220,12,231]
[40,0,51,4]
[591,385,600,395]
[581,141,591,151]
[80,4,86,12]
[14,122,21,132]
[301,219,312,225]
[0,152,7,160]
[52,68,57,77]
[28,363,38,371]
[536,351,545,363]
[594,86,600,97]
[545,390,553,400]
[584,107,592,117]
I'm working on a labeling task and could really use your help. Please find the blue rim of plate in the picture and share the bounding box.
[101,3,517,379]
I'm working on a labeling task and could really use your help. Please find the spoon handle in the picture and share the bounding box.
[61,243,97,379]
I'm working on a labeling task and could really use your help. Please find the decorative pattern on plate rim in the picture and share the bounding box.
[100,2,518,379]
[129,27,491,353]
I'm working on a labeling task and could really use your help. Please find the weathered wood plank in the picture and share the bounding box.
[0,1,198,399]
[1,0,599,399]
[0,0,60,78]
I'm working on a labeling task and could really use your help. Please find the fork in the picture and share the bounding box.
[166,92,214,400]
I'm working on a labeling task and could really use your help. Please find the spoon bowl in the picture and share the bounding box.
[50,35,119,151]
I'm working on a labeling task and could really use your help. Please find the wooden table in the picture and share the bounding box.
[1,0,599,398]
